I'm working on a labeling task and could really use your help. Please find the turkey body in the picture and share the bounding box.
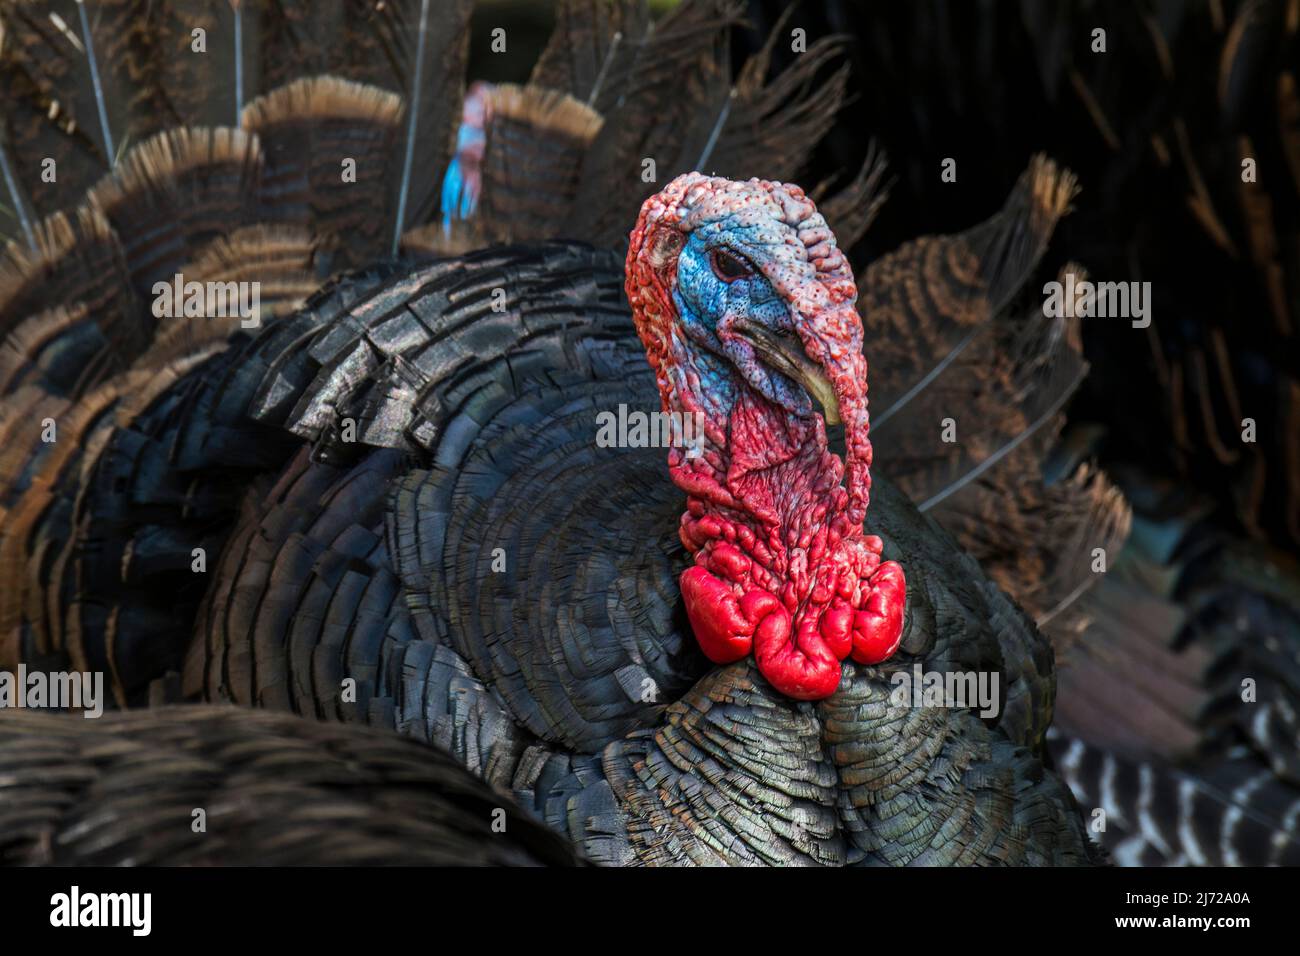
[2,239,1098,865]
[0,0,1111,865]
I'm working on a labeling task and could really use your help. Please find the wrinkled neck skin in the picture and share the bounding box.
[667,340,858,589]
[656,313,898,701]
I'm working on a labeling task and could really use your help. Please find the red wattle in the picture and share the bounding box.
[681,565,846,700]
[682,551,907,695]
[754,611,841,700]
[850,560,906,664]
[680,566,758,663]
[820,601,854,660]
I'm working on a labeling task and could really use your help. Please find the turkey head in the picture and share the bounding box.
[626,173,905,700]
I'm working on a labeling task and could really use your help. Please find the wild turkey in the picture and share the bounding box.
[0,0,1270,865]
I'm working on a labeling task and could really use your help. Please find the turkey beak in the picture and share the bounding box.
[731,319,842,425]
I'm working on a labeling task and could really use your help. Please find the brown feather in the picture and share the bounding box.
[477,84,604,243]
[814,141,892,254]
[565,0,744,245]
[241,77,401,268]
[0,0,113,233]
[0,204,138,351]
[859,163,1132,635]
[87,125,263,298]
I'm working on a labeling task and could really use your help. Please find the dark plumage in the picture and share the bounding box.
[3,0,1287,867]
[0,230,1099,864]
[0,705,580,866]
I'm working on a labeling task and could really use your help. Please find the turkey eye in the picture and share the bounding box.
[709,248,753,282]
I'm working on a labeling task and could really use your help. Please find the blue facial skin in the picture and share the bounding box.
[672,223,814,419]
[438,122,486,233]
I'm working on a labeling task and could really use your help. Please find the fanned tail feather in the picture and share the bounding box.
[858,157,1132,633]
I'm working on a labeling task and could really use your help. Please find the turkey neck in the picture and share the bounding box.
[669,366,862,613]
[658,329,893,701]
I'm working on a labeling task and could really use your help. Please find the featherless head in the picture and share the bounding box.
[626,173,870,522]
[626,174,905,700]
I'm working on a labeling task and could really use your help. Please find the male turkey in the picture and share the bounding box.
[0,0,1255,866]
